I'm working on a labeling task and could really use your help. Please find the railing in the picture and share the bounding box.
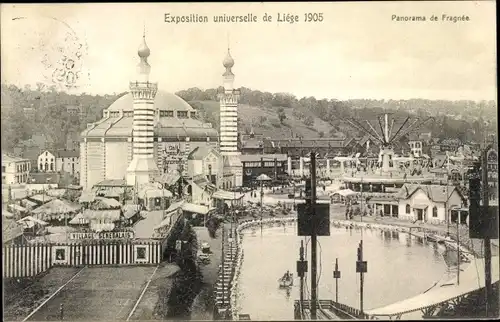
[295,300,368,320]
[329,301,369,319]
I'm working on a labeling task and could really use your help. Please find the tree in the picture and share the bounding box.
[303,115,314,127]
[277,107,287,125]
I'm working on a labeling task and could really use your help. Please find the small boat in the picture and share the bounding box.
[278,273,294,288]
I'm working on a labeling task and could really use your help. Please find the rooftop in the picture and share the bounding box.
[2,154,29,163]
[106,91,194,112]
[188,146,219,161]
[239,153,288,162]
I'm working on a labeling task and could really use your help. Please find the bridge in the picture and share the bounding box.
[364,256,500,319]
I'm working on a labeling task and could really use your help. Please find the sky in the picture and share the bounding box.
[1,2,497,101]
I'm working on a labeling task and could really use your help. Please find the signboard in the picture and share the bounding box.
[160,143,183,165]
[68,231,134,240]
[297,203,330,236]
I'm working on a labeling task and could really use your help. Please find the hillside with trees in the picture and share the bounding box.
[177,87,497,142]
[1,83,496,154]
[1,83,121,152]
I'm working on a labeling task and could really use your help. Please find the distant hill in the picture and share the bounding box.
[189,100,346,139]
[177,87,497,143]
[1,83,496,154]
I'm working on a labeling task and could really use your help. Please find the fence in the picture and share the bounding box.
[3,240,162,279]
[3,244,52,279]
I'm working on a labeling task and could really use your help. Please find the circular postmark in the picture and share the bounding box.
[11,15,90,91]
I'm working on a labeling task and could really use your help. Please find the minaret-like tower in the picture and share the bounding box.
[219,48,240,155]
[218,48,243,187]
[126,31,159,187]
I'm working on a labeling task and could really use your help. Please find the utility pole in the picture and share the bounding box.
[274,157,278,181]
[260,156,264,235]
[221,224,225,309]
[356,240,367,314]
[297,240,307,308]
[310,152,318,320]
[457,218,460,285]
[333,258,341,303]
[482,146,492,317]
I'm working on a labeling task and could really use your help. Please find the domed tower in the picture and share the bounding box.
[218,47,243,187]
[126,30,159,187]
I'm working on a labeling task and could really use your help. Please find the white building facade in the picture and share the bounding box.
[2,154,31,185]
[397,184,465,225]
[37,150,80,176]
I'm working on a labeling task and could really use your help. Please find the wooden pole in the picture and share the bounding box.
[300,240,305,305]
[335,258,339,303]
[457,218,460,285]
[260,157,264,236]
[360,240,364,314]
[482,146,492,316]
[310,152,318,320]
[221,224,225,307]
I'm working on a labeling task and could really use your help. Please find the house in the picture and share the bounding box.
[407,133,423,158]
[187,146,233,190]
[185,174,216,206]
[396,184,467,225]
[37,149,80,175]
[2,154,31,185]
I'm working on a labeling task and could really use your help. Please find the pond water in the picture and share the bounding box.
[236,224,453,320]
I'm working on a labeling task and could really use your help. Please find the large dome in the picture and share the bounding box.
[106,91,194,112]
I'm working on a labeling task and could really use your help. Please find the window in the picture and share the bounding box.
[39,163,43,170]
[432,207,438,218]
[190,111,196,118]
[1,166,5,173]
[45,152,48,156]
[177,111,188,119]
[50,163,54,171]
[45,163,49,171]
[406,204,410,214]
